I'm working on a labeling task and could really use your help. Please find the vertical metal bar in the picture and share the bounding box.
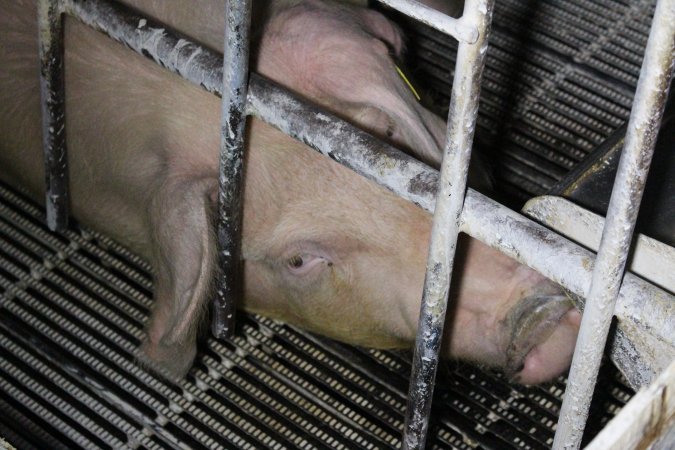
[553,0,675,448]
[401,0,494,448]
[213,0,253,339]
[38,0,68,232]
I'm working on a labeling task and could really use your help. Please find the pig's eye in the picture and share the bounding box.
[286,253,331,276]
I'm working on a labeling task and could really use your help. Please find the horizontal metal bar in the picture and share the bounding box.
[522,196,675,293]
[377,0,479,44]
[376,0,479,43]
[63,0,673,390]
[38,0,69,232]
[63,0,224,96]
[553,0,675,446]
[247,74,438,209]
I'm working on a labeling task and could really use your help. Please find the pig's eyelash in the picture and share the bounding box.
[288,255,304,268]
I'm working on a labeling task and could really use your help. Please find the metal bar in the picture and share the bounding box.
[63,0,250,339]
[212,0,253,340]
[246,75,438,211]
[522,196,675,293]
[38,0,68,232]
[402,0,494,448]
[553,0,675,447]
[584,359,675,450]
[63,0,224,97]
[63,0,672,390]
[376,0,478,43]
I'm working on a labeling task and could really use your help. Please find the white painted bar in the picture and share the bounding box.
[553,0,675,447]
[585,360,675,450]
[376,0,478,43]
[523,196,675,293]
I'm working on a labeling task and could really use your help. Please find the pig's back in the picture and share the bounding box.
[0,0,222,255]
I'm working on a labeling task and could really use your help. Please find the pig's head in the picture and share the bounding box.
[255,0,490,190]
[136,0,577,385]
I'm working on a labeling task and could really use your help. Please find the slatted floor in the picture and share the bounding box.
[0,182,632,449]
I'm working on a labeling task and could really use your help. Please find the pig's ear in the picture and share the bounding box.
[346,103,445,168]
[359,9,406,58]
[137,177,218,381]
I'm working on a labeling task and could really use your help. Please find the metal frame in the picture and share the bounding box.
[584,359,675,450]
[389,1,494,447]
[553,0,675,447]
[38,0,250,339]
[36,0,674,448]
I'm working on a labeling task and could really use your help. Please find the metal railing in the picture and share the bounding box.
[36,0,674,448]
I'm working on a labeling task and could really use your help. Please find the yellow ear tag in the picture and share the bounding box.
[395,65,421,102]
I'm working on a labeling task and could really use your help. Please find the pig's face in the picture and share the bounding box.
[130,0,574,384]
[241,121,429,348]
[236,0,445,347]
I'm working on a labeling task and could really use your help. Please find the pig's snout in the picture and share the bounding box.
[439,239,580,384]
[499,284,581,384]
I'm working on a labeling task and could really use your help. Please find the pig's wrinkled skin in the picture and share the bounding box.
[0,0,580,384]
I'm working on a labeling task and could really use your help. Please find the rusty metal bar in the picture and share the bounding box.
[401,0,494,447]
[212,0,253,340]
[375,0,478,43]
[552,0,675,447]
[38,0,69,232]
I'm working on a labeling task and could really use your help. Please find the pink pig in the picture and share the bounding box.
[0,0,580,384]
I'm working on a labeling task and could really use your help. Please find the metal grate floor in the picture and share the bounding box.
[386,0,654,207]
[0,183,631,449]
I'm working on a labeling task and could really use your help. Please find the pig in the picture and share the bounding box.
[0,0,580,385]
